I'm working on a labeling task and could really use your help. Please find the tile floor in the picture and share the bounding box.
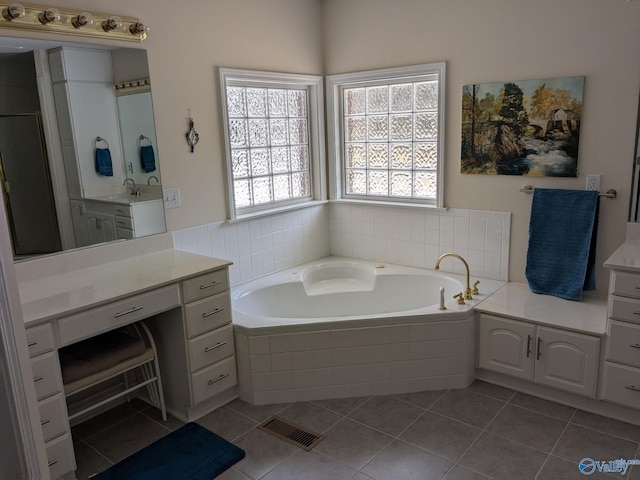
[73,381,640,480]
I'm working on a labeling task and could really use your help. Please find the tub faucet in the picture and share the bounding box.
[434,253,473,300]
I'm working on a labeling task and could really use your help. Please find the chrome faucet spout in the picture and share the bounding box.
[123,178,136,195]
[434,253,472,300]
[147,175,159,186]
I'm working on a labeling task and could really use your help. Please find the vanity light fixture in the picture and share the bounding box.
[0,2,148,42]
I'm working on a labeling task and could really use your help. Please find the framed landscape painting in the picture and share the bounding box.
[461,76,584,176]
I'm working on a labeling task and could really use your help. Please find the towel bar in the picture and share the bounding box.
[519,185,617,198]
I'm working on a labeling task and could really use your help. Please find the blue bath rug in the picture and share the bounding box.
[92,422,245,480]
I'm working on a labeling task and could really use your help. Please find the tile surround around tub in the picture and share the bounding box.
[171,202,511,286]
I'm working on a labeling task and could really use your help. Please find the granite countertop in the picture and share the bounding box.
[475,282,608,336]
[18,249,231,325]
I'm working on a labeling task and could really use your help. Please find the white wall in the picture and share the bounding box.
[322,0,640,293]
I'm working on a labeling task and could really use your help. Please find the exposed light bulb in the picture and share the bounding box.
[101,15,122,32]
[128,22,148,35]
[38,8,61,24]
[71,12,93,28]
[2,3,26,21]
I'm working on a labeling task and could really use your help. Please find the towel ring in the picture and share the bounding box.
[93,136,110,149]
[137,135,152,147]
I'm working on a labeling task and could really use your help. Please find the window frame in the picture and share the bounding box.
[219,67,326,221]
[326,62,446,207]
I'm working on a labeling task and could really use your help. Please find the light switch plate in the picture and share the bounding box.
[163,188,181,208]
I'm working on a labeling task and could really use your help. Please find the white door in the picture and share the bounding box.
[478,314,535,380]
[534,326,600,398]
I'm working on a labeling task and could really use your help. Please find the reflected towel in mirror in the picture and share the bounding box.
[95,147,113,176]
[140,145,156,173]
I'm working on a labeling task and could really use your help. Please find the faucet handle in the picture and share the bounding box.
[453,293,465,305]
[471,280,480,295]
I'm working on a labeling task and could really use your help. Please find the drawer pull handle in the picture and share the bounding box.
[114,306,144,318]
[41,418,50,426]
[202,308,224,318]
[536,337,542,360]
[205,342,227,352]
[33,376,44,382]
[199,281,222,290]
[48,460,58,468]
[630,344,640,349]
[526,334,532,358]
[207,373,229,385]
[625,385,640,392]
[27,341,37,347]
[634,312,640,316]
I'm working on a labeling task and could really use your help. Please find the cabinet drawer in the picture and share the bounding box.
[39,394,68,442]
[58,284,180,346]
[611,271,640,300]
[191,356,237,405]
[115,215,133,230]
[182,269,228,303]
[46,433,76,479]
[601,361,640,408]
[31,352,61,401]
[607,320,640,368]
[117,227,134,240]
[113,205,132,217]
[184,291,231,339]
[188,324,235,373]
[609,296,640,325]
[26,323,55,358]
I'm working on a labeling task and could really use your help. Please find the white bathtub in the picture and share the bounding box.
[231,257,505,405]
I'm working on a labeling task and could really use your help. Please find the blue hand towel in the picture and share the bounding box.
[95,147,113,176]
[525,188,599,301]
[140,145,156,173]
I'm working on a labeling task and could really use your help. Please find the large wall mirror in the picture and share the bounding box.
[0,36,165,262]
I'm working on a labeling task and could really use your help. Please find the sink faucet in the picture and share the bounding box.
[147,175,159,186]
[123,178,136,195]
[434,253,473,300]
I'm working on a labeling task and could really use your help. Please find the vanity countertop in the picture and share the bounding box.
[86,193,163,205]
[18,249,231,326]
[603,241,640,272]
[475,282,608,336]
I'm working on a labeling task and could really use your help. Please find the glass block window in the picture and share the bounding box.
[327,63,445,207]
[220,69,325,219]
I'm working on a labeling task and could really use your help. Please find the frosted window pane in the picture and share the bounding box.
[414,171,437,198]
[250,149,270,176]
[391,171,412,197]
[288,90,307,117]
[268,89,288,116]
[391,83,413,112]
[347,144,366,168]
[344,88,365,115]
[390,115,412,141]
[416,113,438,140]
[291,172,310,197]
[231,149,249,178]
[229,119,247,147]
[270,119,288,145]
[271,147,289,173]
[367,116,388,141]
[226,87,246,117]
[253,177,272,204]
[290,146,309,171]
[346,117,366,142]
[246,88,267,117]
[234,179,251,207]
[273,174,291,201]
[414,143,438,169]
[367,86,388,114]
[368,171,389,196]
[346,169,367,195]
[368,144,388,169]
[415,81,438,110]
[289,118,308,145]
[391,144,412,169]
[248,119,268,147]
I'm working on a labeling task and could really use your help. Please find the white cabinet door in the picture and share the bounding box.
[478,314,535,380]
[69,200,89,248]
[535,326,600,397]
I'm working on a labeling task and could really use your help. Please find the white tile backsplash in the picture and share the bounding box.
[171,202,510,286]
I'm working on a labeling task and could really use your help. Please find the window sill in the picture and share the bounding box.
[329,198,448,212]
[227,200,328,224]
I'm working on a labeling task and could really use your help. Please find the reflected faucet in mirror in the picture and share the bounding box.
[147,175,159,186]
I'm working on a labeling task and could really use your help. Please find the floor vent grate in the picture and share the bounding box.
[257,415,325,451]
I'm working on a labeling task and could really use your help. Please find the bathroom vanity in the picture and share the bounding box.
[17,243,235,480]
